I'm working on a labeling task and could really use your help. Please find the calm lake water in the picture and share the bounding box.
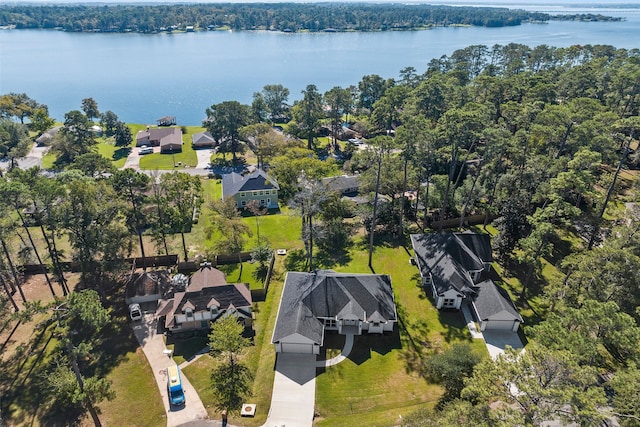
[0,4,639,125]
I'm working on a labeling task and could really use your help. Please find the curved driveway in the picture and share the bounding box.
[132,314,209,426]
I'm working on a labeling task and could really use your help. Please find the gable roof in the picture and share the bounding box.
[455,231,493,264]
[125,270,171,300]
[155,128,182,148]
[221,169,279,198]
[321,175,361,193]
[188,265,227,292]
[192,131,215,146]
[272,271,397,345]
[410,232,491,296]
[473,280,523,322]
[163,283,252,329]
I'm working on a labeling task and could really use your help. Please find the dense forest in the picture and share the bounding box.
[1,42,640,425]
[0,3,620,33]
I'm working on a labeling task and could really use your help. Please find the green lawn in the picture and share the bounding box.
[96,140,132,169]
[138,126,203,170]
[97,348,165,427]
[314,241,486,426]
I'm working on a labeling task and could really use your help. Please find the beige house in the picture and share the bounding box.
[135,127,183,153]
[156,265,252,334]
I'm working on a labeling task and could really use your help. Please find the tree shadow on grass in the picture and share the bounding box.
[166,335,209,363]
[314,246,353,270]
[396,302,430,376]
[345,330,401,366]
[437,310,473,344]
[112,147,131,161]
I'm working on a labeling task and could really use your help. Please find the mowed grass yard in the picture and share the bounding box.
[184,225,487,426]
[313,241,486,427]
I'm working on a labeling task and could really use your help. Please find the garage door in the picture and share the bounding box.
[280,342,315,354]
[484,320,517,330]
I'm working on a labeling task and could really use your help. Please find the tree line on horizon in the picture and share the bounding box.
[1,41,640,424]
[0,3,620,33]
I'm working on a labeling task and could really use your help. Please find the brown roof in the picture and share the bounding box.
[188,266,227,291]
[163,283,252,329]
[126,270,171,299]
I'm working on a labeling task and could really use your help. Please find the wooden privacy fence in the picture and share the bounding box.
[20,254,179,275]
[429,214,494,230]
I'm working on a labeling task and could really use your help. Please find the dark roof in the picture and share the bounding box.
[473,280,523,322]
[410,232,490,296]
[125,270,171,299]
[455,231,493,264]
[163,282,252,329]
[221,169,279,197]
[272,271,397,345]
[321,175,361,193]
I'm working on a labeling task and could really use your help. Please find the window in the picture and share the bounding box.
[210,307,218,315]
[260,199,265,206]
[272,190,277,195]
[240,192,245,197]
[324,318,337,328]
[253,191,258,196]
[259,190,264,196]
[443,298,456,308]
[241,200,246,207]
[185,308,193,318]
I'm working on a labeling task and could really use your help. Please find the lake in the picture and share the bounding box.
[1,3,639,125]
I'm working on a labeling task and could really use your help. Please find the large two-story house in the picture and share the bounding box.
[221,169,280,209]
[271,270,397,354]
[156,264,252,334]
[410,232,522,332]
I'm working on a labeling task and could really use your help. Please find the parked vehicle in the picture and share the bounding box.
[166,364,186,406]
[139,146,153,155]
[129,303,142,321]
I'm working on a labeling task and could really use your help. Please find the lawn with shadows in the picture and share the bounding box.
[138,126,202,170]
[166,335,209,365]
[0,277,166,426]
[314,238,485,427]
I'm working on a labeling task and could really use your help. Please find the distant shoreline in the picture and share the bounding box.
[0,3,621,35]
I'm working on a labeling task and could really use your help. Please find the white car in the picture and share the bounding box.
[129,303,142,321]
[139,146,153,155]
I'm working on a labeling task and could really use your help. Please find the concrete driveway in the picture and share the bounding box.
[132,314,209,426]
[482,329,524,360]
[194,148,215,169]
[123,146,153,169]
[262,353,316,427]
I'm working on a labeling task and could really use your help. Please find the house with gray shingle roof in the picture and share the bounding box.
[271,271,397,354]
[472,280,523,332]
[191,131,215,148]
[221,169,279,209]
[410,232,522,331]
[321,174,361,196]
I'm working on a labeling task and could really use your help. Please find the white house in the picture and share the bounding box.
[271,271,397,354]
[410,232,522,331]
